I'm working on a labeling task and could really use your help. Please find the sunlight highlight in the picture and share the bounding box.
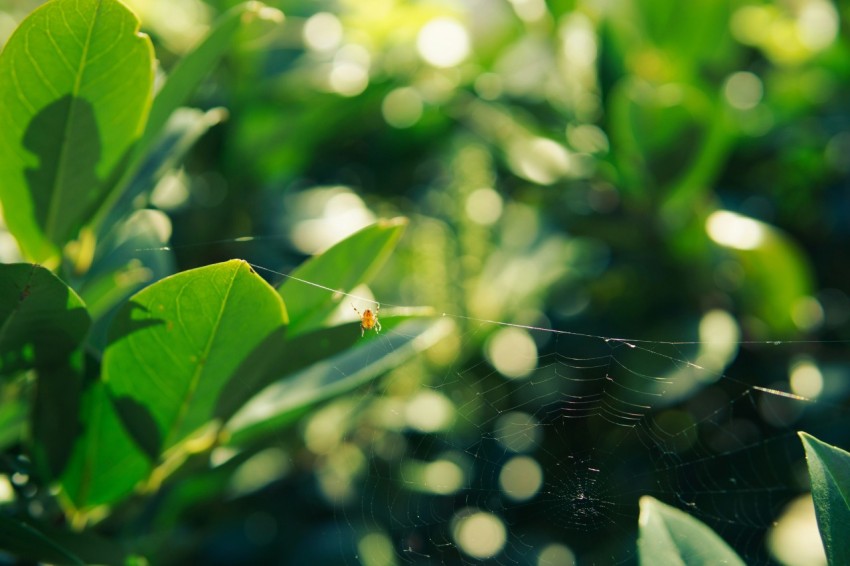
[499,455,543,501]
[487,327,538,379]
[538,544,576,566]
[381,87,423,129]
[303,12,343,52]
[706,210,766,250]
[417,18,470,68]
[405,390,455,432]
[789,357,823,399]
[452,510,507,559]
[465,187,504,225]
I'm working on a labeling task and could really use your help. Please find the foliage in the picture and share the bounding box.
[0,0,848,563]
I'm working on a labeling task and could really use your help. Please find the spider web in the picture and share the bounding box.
[130,236,848,565]
[305,315,849,566]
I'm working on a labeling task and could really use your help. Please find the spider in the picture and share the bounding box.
[352,303,381,337]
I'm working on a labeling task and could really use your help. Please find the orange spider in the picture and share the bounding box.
[352,303,381,337]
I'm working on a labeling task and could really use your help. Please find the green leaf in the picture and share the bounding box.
[0,0,154,264]
[227,316,453,445]
[31,351,85,479]
[0,263,90,376]
[0,515,83,565]
[280,217,408,337]
[103,260,288,460]
[638,496,745,566]
[137,2,283,159]
[60,379,150,511]
[799,431,850,565]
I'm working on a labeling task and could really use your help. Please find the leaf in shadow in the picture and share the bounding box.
[110,396,161,461]
[23,96,101,247]
[0,263,91,376]
[31,352,87,480]
[106,300,165,345]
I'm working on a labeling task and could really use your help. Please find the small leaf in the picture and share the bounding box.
[0,263,91,376]
[638,496,745,566]
[799,431,850,565]
[280,218,407,337]
[227,316,453,444]
[0,0,154,263]
[0,515,83,565]
[103,260,288,460]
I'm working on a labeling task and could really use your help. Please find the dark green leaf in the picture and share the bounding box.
[103,260,288,459]
[638,495,745,566]
[0,0,154,264]
[799,431,850,565]
[60,379,150,510]
[0,263,90,376]
[0,515,83,565]
[280,217,407,337]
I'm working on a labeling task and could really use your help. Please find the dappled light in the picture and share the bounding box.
[0,0,849,564]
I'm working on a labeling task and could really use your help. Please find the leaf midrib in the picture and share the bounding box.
[162,264,240,451]
[43,0,103,241]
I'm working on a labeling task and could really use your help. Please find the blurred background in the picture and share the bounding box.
[2,0,850,564]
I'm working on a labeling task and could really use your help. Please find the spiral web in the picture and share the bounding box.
[312,315,848,566]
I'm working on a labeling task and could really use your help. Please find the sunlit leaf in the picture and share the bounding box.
[280,217,407,337]
[799,431,850,565]
[0,263,90,376]
[103,260,288,460]
[638,495,745,566]
[0,0,154,264]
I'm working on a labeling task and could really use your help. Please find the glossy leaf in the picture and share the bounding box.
[103,260,288,460]
[0,263,90,376]
[227,316,453,444]
[638,496,745,566]
[0,515,83,565]
[0,0,154,264]
[799,431,850,565]
[280,217,407,337]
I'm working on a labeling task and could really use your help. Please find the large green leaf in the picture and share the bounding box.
[279,217,407,337]
[103,260,288,460]
[799,431,850,565]
[0,0,154,264]
[226,316,453,445]
[0,263,90,375]
[637,496,745,566]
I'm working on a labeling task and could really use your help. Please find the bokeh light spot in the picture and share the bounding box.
[465,188,503,225]
[706,210,765,250]
[789,357,823,399]
[417,18,470,68]
[303,12,343,52]
[452,510,507,559]
[486,327,538,379]
[381,87,423,129]
[405,390,455,432]
[499,455,543,501]
[724,72,763,110]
